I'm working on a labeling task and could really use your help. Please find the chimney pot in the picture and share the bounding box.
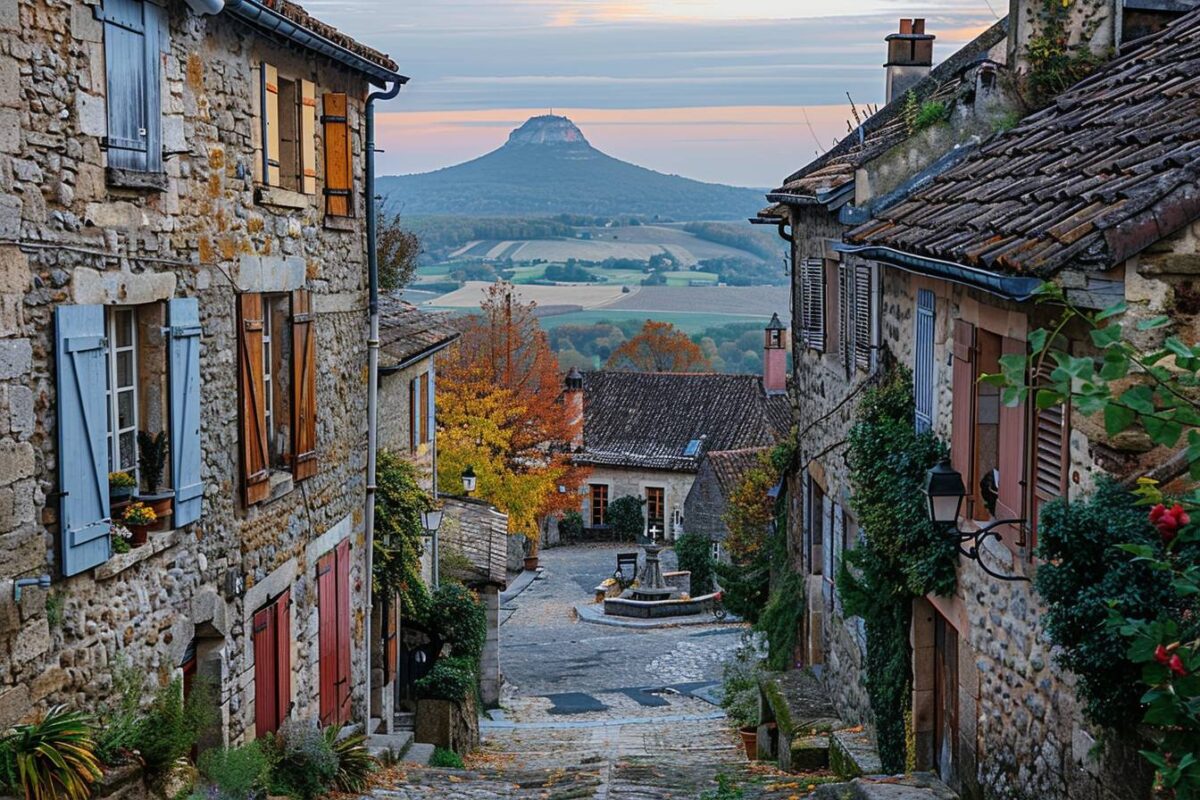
[899,18,913,34]
[913,18,925,34]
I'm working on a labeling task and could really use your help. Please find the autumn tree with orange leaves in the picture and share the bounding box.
[604,320,712,373]
[437,282,588,549]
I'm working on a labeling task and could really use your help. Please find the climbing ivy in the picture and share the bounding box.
[373,451,434,616]
[836,368,953,772]
[1021,0,1108,108]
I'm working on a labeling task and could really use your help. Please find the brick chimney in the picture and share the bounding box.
[885,19,935,104]
[564,368,584,450]
[763,314,787,396]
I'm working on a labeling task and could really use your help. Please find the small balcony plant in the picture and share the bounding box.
[108,471,136,500]
[121,502,157,547]
[110,523,132,554]
[135,431,173,527]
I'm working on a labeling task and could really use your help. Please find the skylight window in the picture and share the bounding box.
[683,439,703,457]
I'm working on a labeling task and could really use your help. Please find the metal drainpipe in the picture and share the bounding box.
[364,78,403,734]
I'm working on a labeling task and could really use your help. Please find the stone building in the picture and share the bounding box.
[0,0,406,744]
[760,3,1200,798]
[566,325,790,542]
[681,447,768,563]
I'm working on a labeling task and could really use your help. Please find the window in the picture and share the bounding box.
[239,291,318,504]
[409,372,431,452]
[589,484,609,527]
[645,487,665,535]
[260,65,317,194]
[253,590,292,737]
[914,289,936,432]
[710,541,722,561]
[799,258,825,351]
[317,540,351,726]
[683,438,703,457]
[805,475,824,576]
[106,308,139,477]
[102,0,163,173]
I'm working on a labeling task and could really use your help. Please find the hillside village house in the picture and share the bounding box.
[567,316,790,543]
[0,0,406,742]
[760,4,1200,799]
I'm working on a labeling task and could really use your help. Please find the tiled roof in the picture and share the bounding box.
[438,497,508,587]
[761,18,1009,210]
[261,1,399,74]
[576,372,790,472]
[847,9,1200,275]
[378,296,461,366]
[705,448,770,496]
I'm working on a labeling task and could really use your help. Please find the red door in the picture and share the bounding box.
[254,590,291,737]
[335,539,352,724]
[318,542,353,726]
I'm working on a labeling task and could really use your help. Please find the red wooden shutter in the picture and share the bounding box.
[384,601,398,687]
[419,373,431,445]
[252,605,276,737]
[291,290,318,480]
[239,294,270,505]
[950,320,976,520]
[335,539,352,724]
[996,337,1028,550]
[322,93,352,217]
[317,553,337,726]
[275,590,292,729]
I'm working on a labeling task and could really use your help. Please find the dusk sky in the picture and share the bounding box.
[309,1,999,186]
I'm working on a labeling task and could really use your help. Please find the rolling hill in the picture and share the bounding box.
[378,115,765,221]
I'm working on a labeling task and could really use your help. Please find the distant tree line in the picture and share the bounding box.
[549,319,771,375]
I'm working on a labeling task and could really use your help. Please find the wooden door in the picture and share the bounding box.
[934,614,959,784]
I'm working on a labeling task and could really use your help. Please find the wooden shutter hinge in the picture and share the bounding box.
[291,312,315,324]
[320,114,348,124]
[322,189,350,198]
[243,319,264,332]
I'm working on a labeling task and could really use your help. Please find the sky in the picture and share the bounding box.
[307,1,1000,187]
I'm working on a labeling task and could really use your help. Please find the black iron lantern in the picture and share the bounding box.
[923,460,966,526]
[462,465,477,494]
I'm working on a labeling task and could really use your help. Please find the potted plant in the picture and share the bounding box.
[121,503,157,547]
[523,538,539,572]
[109,471,136,500]
[135,431,173,528]
[110,524,132,554]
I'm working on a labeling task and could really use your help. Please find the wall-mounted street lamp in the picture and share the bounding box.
[922,460,1030,583]
[420,507,444,588]
[461,466,477,495]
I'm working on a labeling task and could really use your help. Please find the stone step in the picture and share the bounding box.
[366,731,413,761]
[401,742,435,766]
[393,711,415,730]
[813,774,958,800]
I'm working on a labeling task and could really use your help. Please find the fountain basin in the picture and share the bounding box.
[603,591,720,619]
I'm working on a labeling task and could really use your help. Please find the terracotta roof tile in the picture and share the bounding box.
[378,296,461,366]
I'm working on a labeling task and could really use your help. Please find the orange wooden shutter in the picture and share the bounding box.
[300,80,317,194]
[238,294,270,505]
[291,290,318,480]
[995,337,1028,550]
[317,552,336,726]
[275,590,292,728]
[322,93,352,216]
[262,64,281,186]
[409,378,418,452]
[384,600,398,687]
[1031,357,1069,549]
[419,372,430,444]
[950,319,976,520]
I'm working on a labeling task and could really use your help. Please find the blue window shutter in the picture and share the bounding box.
[169,298,203,527]
[103,0,162,172]
[55,305,111,576]
[914,289,936,433]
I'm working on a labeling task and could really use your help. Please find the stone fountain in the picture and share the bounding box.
[602,525,716,619]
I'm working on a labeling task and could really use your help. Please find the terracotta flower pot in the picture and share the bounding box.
[136,492,174,530]
[523,555,539,571]
[739,727,757,760]
[126,524,150,547]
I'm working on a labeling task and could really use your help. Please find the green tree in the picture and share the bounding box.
[373,451,433,616]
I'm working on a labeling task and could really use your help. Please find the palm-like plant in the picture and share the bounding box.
[0,706,102,800]
[321,725,377,792]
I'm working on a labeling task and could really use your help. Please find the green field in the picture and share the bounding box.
[533,309,769,334]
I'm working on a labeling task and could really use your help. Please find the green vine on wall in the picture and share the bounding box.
[836,368,953,772]
[373,451,435,617]
[1021,0,1109,108]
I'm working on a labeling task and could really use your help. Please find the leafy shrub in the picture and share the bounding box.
[1037,478,1188,728]
[132,677,216,774]
[558,510,583,542]
[0,706,102,800]
[266,722,337,800]
[719,644,763,730]
[428,747,464,769]
[321,726,377,793]
[374,451,434,617]
[755,569,805,671]
[197,742,271,800]
[673,532,714,594]
[607,496,646,541]
[94,658,144,765]
[912,100,948,131]
[414,656,476,702]
[426,583,487,663]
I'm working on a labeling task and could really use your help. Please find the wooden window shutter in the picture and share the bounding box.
[950,319,977,519]
[995,337,1028,549]
[914,290,936,433]
[800,258,825,352]
[384,601,398,687]
[252,605,276,737]
[300,80,317,194]
[1031,357,1069,546]
[261,64,281,186]
[290,290,318,481]
[55,305,112,576]
[322,93,352,216]
[409,377,418,452]
[238,294,270,505]
[102,0,162,172]
[168,298,204,527]
[853,264,873,371]
[838,264,852,368]
[274,590,292,729]
[317,552,337,726]
[802,472,813,574]
[335,539,352,724]
[419,372,430,445]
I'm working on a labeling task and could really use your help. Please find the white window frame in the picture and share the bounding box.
[106,308,139,477]
[710,541,722,561]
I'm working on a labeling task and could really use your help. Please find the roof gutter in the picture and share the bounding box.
[835,243,1043,301]
[379,333,462,376]
[766,180,855,211]
[222,0,409,86]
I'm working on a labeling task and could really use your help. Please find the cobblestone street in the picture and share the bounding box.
[374,544,796,799]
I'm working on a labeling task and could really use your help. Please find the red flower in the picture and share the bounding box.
[1155,644,1171,665]
[1150,503,1191,542]
[1169,654,1188,677]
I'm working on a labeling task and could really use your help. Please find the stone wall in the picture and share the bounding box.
[378,358,435,491]
[580,466,696,541]
[0,0,384,742]
[681,459,727,543]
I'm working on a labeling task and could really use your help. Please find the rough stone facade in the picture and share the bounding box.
[378,358,437,490]
[580,466,695,542]
[0,0,400,744]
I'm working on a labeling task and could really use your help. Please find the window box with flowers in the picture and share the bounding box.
[121,503,157,547]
